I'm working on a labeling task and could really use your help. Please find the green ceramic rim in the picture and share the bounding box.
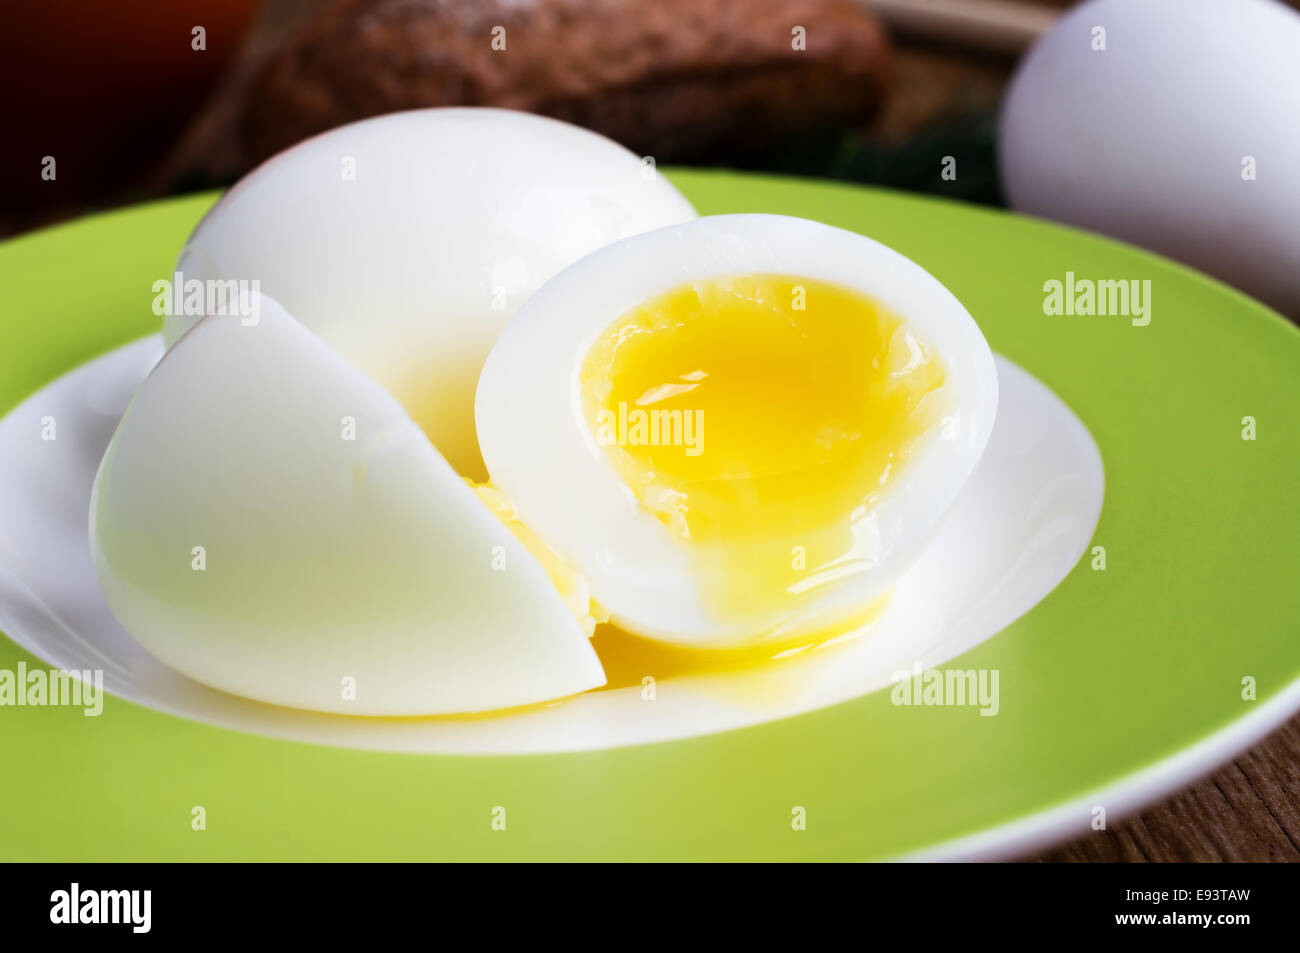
[1,170,1297,861]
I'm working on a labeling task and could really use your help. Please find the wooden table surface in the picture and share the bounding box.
[1025,714,1300,862]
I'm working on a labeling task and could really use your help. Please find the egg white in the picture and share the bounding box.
[92,297,606,715]
[164,107,697,480]
[476,213,1000,646]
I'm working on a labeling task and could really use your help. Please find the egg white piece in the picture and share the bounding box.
[92,297,605,715]
[476,214,999,646]
[1000,0,1300,315]
[164,108,698,480]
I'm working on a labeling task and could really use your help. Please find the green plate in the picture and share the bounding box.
[1,170,1297,861]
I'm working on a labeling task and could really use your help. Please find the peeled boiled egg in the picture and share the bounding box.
[476,214,998,648]
[1000,0,1300,315]
[93,108,997,713]
[91,297,605,715]
[164,107,697,480]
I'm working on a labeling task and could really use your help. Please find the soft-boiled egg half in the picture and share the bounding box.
[90,110,997,716]
[477,214,997,647]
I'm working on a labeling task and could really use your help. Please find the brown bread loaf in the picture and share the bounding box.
[243,0,894,164]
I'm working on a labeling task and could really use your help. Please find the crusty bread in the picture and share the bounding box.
[243,0,893,164]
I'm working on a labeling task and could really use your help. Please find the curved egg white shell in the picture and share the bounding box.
[164,107,698,480]
[1000,0,1300,315]
[476,213,999,646]
[92,297,605,715]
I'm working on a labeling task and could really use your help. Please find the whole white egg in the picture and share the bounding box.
[165,108,697,480]
[1000,0,1300,315]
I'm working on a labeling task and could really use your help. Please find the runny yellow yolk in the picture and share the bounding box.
[579,274,948,636]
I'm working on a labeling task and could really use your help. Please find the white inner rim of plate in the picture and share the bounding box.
[0,337,1103,754]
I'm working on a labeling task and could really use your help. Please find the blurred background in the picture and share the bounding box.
[8,0,1298,318]
[0,0,1092,236]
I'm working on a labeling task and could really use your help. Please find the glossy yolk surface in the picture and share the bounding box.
[580,274,947,630]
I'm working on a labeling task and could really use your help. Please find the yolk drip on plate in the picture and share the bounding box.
[580,274,947,632]
[475,480,887,703]
[590,594,890,691]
